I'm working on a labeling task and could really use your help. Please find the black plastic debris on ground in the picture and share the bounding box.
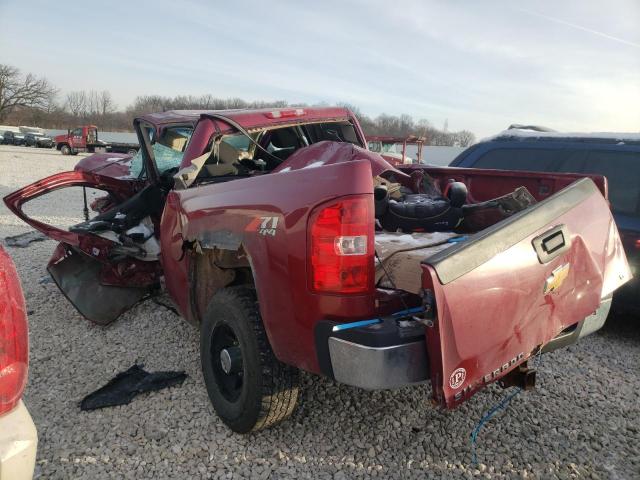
[80,365,187,411]
[4,230,48,247]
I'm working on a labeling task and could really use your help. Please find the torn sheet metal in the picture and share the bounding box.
[48,250,150,325]
[196,230,243,251]
[80,365,187,411]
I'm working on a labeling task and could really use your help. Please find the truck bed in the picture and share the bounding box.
[349,175,630,408]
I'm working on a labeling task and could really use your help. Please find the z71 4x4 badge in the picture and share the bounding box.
[245,216,279,236]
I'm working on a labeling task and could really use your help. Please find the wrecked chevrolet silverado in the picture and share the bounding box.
[3,107,631,433]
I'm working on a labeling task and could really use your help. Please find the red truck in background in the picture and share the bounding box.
[54,125,102,155]
[54,125,139,156]
[4,107,631,434]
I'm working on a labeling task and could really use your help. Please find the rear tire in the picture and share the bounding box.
[60,144,71,155]
[200,287,299,433]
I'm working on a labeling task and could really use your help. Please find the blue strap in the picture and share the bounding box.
[470,387,522,465]
[448,236,468,243]
[332,306,425,332]
[470,350,544,464]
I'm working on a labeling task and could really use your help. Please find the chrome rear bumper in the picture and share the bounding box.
[320,296,612,391]
[328,337,429,390]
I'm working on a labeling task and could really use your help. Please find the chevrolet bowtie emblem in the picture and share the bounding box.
[544,263,570,295]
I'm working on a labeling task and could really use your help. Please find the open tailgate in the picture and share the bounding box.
[422,178,631,407]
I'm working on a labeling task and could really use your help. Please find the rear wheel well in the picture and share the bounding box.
[190,246,254,326]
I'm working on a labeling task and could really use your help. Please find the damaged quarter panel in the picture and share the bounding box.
[161,160,376,372]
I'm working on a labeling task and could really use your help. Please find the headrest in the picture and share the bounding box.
[160,130,188,152]
[218,140,241,164]
[270,128,299,148]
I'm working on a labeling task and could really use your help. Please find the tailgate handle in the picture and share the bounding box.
[532,225,571,263]
[542,231,564,252]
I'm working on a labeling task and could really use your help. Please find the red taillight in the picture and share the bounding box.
[265,109,305,119]
[308,195,374,294]
[0,248,29,416]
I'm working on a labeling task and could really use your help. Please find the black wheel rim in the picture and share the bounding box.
[210,323,244,402]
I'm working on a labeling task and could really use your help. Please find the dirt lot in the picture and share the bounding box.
[1,144,639,479]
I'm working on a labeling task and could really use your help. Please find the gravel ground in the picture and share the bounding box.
[1,144,639,479]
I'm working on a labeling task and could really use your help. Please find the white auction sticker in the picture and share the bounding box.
[449,367,466,389]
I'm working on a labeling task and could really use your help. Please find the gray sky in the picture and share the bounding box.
[1,0,638,136]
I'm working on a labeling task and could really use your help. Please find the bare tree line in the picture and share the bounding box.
[65,90,117,117]
[0,63,476,146]
[343,105,475,147]
[0,64,56,121]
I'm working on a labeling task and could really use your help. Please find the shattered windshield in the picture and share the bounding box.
[130,143,185,177]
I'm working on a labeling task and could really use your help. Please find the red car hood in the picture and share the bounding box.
[74,152,135,179]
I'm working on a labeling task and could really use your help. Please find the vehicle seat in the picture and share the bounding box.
[160,130,189,152]
[375,182,467,233]
[381,195,463,232]
[268,128,302,162]
[204,140,241,176]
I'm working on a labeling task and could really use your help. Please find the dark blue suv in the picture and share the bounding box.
[451,126,640,309]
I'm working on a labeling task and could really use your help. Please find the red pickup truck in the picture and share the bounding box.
[4,107,631,433]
